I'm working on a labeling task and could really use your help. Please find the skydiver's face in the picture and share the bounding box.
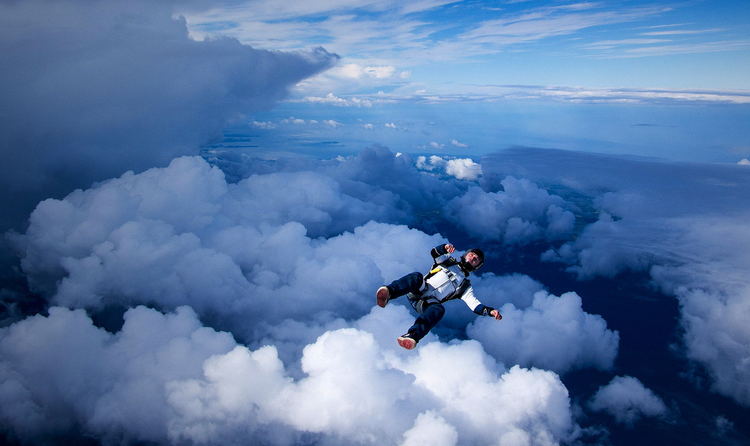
[464,251,481,268]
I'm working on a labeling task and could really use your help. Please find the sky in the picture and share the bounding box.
[181,0,750,91]
[1,1,750,446]
[180,0,750,164]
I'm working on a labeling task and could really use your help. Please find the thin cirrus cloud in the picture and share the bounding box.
[457,5,667,44]
[640,28,725,36]
[181,2,676,62]
[180,1,749,100]
[621,39,750,57]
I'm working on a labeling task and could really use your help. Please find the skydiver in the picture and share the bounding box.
[376,243,502,350]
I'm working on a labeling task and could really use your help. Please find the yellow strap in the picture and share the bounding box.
[429,266,442,274]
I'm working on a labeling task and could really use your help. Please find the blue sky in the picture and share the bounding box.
[182,0,750,163]
[182,0,750,91]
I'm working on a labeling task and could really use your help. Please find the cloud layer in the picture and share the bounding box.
[0,304,576,445]
[2,145,627,444]
[483,147,750,407]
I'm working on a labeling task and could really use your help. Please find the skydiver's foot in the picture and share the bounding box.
[376,286,390,308]
[397,333,417,350]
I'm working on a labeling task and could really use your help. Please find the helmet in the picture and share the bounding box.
[460,248,484,272]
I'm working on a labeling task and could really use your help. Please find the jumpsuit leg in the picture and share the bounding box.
[386,272,444,343]
[386,272,423,299]
[408,303,445,341]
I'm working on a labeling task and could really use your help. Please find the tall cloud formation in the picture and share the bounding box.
[2,146,623,445]
[484,147,750,407]
[0,0,337,233]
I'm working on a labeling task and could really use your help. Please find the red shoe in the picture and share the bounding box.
[397,334,417,350]
[376,286,390,308]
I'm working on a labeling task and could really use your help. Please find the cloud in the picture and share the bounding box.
[415,156,483,181]
[402,411,458,446]
[483,147,750,406]
[457,3,668,47]
[416,156,442,171]
[333,86,750,106]
[650,218,750,406]
[297,93,373,107]
[470,272,547,310]
[0,304,578,445]
[296,63,413,97]
[281,116,311,125]
[540,212,655,279]
[640,28,724,36]
[181,0,457,27]
[621,39,750,58]
[0,305,237,443]
[451,139,469,148]
[588,376,668,427]
[444,177,575,244]
[339,63,403,80]
[467,290,619,374]
[251,121,277,129]
[4,143,642,444]
[445,158,482,181]
[182,0,711,72]
[10,155,439,333]
[0,0,337,234]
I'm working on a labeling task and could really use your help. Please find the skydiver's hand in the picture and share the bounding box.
[490,309,502,320]
[445,244,455,254]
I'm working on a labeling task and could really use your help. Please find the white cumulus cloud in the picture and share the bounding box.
[444,178,576,244]
[251,120,278,129]
[0,304,579,445]
[468,291,619,374]
[299,93,373,107]
[415,156,483,181]
[484,147,750,407]
[3,144,631,444]
[445,158,482,181]
[589,376,668,427]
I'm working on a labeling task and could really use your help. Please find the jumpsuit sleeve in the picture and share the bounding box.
[460,286,495,316]
[430,244,452,264]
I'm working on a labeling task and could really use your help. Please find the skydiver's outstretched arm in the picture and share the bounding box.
[460,287,502,320]
[430,244,455,263]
